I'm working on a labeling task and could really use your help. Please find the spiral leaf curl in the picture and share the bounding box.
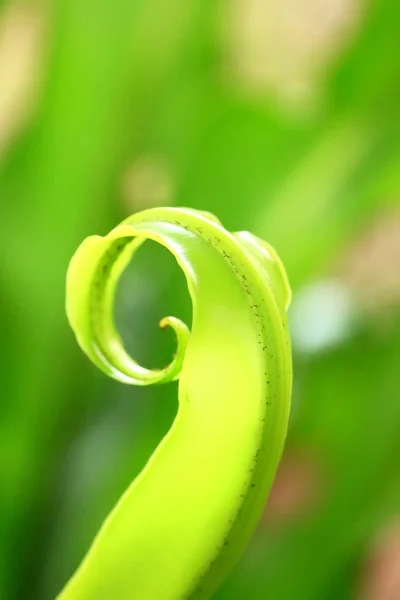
[61,207,292,600]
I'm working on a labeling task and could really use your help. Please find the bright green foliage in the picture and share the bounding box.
[1,0,400,599]
[61,208,292,599]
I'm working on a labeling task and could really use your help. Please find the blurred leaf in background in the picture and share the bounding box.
[0,0,399,599]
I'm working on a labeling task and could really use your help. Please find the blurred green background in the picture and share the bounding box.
[1,0,400,598]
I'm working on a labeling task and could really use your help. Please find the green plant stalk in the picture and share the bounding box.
[61,207,292,600]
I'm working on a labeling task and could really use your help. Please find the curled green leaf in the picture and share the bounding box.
[61,207,292,600]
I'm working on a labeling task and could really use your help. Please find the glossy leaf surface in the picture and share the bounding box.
[61,207,292,600]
